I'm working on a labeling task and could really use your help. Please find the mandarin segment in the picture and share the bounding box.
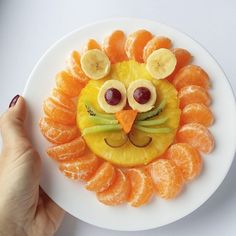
[43,98,76,125]
[181,103,214,127]
[173,65,210,90]
[84,39,101,51]
[56,70,84,97]
[126,168,153,207]
[143,36,172,62]
[86,162,116,192]
[59,152,100,181]
[66,51,89,84]
[178,85,211,109]
[125,29,153,63]
[172,48,192,71]
[47,137,86,161]
[39,117,79,144]
[103,30,128,63]
[97,169,130,206]
[166,143,202,181]
[176,123,214,154]
[149,159,184,199]
[51,88,76,111]
[167,48,192,81]
[59,169,79,180]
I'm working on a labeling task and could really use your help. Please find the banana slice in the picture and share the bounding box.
[81,49,111,80]
[146,48,177,80]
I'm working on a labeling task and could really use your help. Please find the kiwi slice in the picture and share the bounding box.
[134,125,172,134]
[88,116,118,125]
[82,124,122,135]
[85,103,115,119]
[136,100,166,121]
[136,117,168,126]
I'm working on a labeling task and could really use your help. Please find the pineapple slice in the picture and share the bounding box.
[77,60,180,167]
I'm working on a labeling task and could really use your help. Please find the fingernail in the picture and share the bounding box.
[9,95,20,108]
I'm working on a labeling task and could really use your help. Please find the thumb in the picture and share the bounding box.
[0,95,29,149]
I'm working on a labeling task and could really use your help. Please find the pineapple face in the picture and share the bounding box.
[77,60,180,167]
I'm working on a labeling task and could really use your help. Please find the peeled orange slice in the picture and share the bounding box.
[39,117,79,144]
[172,48,192,71]
[51,88,76,111]
[84,39,101,51]
[126,168,153,207]
[56,70,84,97]
[47,137,86,161]
[173,65,210,90]
[125,29,153,63]
[178,85,211,109]
[97,169,130,206]
[43,98,76,125]
[86,162,116,192]
[181,103,214,127]
[166,48,192,81]
[176,123,214,154]
[149,159,184,199]
[103,30,128,63]
[166,143,202,181]
[59,152,100,181]
[66,51,88,84]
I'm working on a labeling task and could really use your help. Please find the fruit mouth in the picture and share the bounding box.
[104,133,153,148]
[104,134,128,148]
[128,133,153,148]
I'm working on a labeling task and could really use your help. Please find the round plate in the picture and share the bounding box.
[23,18,236,231]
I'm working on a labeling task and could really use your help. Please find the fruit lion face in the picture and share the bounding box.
[77,60,180,167]
[40,29,214,207]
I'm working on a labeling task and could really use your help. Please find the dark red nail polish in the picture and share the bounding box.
[9,95,20,108]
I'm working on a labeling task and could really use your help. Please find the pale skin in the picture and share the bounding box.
[0,96,64,236]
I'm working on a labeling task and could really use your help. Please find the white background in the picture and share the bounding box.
[0,0,235,235]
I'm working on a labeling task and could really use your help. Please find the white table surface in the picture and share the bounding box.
[0,0,236,235]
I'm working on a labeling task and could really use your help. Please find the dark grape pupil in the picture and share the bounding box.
[133,87,151,104]
[105,88,122,105]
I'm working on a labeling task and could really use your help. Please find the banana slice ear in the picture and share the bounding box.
[146,48,177,80]
[80,49,111,80]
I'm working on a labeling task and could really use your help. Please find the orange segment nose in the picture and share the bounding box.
[115,110,138,134]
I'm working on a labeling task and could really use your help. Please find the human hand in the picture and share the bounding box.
[0,95,64,236]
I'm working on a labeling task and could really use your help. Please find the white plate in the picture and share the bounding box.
[23,18,236,231]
